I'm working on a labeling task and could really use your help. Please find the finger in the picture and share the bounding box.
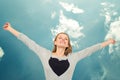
[4,25,8,28]
[5,22,10,26]
[112,40,116,44]
[3,22,10,28]
[113,40,116,44]
[6,23,8,25]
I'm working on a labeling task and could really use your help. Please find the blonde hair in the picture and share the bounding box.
[52,32,72,56]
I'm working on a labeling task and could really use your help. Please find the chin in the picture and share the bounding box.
[58,45,67,48]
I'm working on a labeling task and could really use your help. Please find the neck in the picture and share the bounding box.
[53,47,66,57]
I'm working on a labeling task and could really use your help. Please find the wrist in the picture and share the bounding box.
[8,27,14,32]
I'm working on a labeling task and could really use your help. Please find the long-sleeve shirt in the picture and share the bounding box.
[17,33,102,80]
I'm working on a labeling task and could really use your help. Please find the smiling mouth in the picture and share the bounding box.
[60,41,66,44]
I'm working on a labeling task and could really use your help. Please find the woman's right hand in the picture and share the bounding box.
[3,22,20,37]
[3,22,12,31]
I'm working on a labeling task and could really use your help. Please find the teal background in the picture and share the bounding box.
[0,0,120,80]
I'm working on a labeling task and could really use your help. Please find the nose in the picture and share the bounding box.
[61,38,65,41]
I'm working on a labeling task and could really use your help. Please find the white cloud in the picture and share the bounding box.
[100,2,120,54]
[100,2,117,25]
[59,1,84,14]
[51,10,85,48]
[105,20,120,54]
[90,64,108,80]
[101,2,114,7]
[51,11,56,19]
[0,47,4,58]
[72,7,84,14]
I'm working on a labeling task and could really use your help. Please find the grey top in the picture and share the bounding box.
[17,33,102,80]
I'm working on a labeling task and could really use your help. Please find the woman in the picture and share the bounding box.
[3,22,115,80]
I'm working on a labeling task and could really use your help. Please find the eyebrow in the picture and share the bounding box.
[58,35,68,39]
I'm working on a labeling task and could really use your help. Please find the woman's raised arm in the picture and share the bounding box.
[101,39,115,48]
[69,39,116,64]
[3,22,20,37]
[3,22,51,60]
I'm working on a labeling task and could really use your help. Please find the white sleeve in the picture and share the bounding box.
[17,33,51,60]
[69,43,102,63]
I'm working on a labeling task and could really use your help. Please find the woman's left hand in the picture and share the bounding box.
[107,38,116,44]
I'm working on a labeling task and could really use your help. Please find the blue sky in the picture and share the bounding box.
[0,0,120,80]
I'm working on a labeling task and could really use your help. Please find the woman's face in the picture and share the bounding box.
[54,33,69,48]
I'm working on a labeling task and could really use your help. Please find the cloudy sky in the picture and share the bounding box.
[0,0,120,80]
